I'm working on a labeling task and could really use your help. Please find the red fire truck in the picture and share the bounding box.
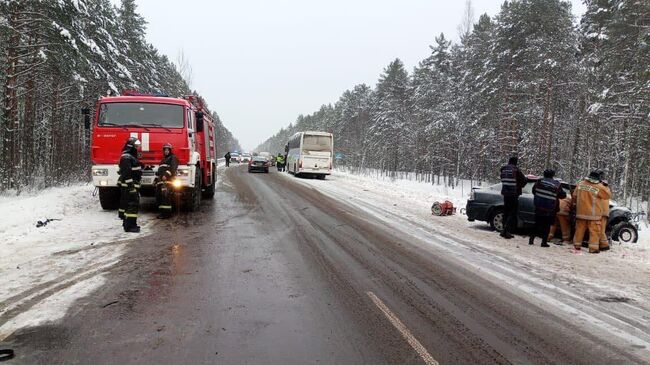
[87,91,217,211]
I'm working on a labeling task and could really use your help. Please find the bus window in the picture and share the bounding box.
[302,135,332,151]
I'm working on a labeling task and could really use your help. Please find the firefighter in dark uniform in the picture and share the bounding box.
[117,139,132,220]
[119,137,142,233]
[499,156,527,239]
[529,169,566,247]
[156,143,179,219]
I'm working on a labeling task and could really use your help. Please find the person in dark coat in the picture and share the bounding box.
[119,137,142,233]
[529,169,567,247]
[156,143,179,219]
[499,156,527,239]
[224,152,231,167]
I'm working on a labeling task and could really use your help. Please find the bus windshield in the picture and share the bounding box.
[302,135,332,152]
[99,103,184,128]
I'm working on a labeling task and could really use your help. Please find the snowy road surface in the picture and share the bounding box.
[1,167,649,364]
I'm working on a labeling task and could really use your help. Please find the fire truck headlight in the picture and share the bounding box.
[177,168,190,177]
[92,168,108,176]
[172,179,182,189]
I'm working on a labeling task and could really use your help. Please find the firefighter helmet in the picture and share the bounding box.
[126,136,141,148]
[162,143,173,151]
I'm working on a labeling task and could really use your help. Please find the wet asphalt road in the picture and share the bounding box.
[4,166,647,364]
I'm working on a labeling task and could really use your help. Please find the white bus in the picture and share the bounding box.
[286,131,334,179]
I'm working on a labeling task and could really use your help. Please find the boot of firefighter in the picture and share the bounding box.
[599,238,610,251]
[123,216,140,233]
[540,237,550,248]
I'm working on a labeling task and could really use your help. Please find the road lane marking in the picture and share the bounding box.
[366,291,439,365]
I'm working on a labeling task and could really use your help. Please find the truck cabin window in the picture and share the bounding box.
[99,103,184,128]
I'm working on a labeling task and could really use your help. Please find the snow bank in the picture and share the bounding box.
[288,169,650,299]
[0,184,155,341]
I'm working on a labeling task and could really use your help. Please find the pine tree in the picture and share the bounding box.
[367,59,413,177]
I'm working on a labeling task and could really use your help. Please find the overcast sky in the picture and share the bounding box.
[127,0,586,150]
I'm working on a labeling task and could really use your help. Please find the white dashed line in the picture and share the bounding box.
[367,291,439,365]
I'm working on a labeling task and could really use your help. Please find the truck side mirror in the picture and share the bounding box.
[284,144,289,153]
[195,111,204,132]
[81,107,91,130]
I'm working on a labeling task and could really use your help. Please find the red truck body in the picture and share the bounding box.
[90,92,217,210]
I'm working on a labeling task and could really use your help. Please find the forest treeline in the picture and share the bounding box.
[257,0,649,205]
[0,0,240,192]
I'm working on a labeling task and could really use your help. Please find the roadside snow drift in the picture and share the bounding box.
[0,184,154,340]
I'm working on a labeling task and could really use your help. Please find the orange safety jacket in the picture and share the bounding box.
[557,195,572,216]
[572,178,611,220]
[598,184,611,217]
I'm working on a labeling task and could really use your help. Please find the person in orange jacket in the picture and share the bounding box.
[547,193,573,245]
[572,170,612,253]
[598,171,612,251]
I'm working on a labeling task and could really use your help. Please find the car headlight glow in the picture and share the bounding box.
[92,168,108,176]
[172,179,182,189]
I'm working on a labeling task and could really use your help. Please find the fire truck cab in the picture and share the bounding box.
[89,91,217,211]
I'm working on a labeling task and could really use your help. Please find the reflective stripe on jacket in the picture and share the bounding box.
[119,152,142,185]
[533,178,566,215]
[500,164,526,197]
[156,154,179,179]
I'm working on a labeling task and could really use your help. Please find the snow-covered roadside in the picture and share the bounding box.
[282,170,650,357]
[0,184,155,340]
[291,170,649,298]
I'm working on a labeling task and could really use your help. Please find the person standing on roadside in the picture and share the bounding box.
[276,153,285,172]
[572,170,612,253]
[224,152,231,167]
[529,169,566,247]
[598,170,612,251]
[119,137,142,233]
[499,156,527,239]
[156,143,179,219]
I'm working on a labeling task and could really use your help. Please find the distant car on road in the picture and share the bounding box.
[258,152,272,163]
[230,152,241,163]
[241,153,252,163]
[465,177,640,243]
[248,156,270,173]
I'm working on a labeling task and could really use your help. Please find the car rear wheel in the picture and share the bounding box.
[612,222,638,243]
[490,209,505,232]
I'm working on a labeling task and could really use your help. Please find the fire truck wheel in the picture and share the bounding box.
[98,187,120,210]
[186,168,202,211]
[202,170,215,199]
